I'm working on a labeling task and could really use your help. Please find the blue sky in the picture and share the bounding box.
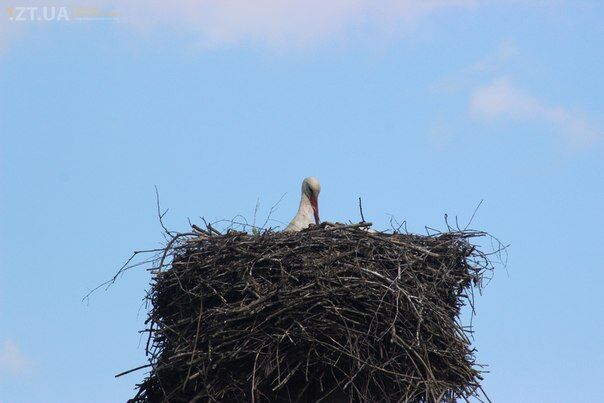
[1,1,603,402]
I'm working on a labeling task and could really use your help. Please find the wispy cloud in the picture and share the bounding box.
[0,0,476,51]
[432,38,602,150]
[470,77,602,147]
[106,0,476,47]
[0,339,35,378]
[433,38,518,93]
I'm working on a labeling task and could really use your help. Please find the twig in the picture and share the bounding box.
[115,363,153,378]
[465,199,484,231]
[358,197,366,223]
[155,185,174,237]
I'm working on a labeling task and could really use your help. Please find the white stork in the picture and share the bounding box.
[284,177,321,232]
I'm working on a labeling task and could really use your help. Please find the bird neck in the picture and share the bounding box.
[293,194,314,222]
[284,193,315,232]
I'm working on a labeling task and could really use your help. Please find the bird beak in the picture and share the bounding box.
[310,195,320,225]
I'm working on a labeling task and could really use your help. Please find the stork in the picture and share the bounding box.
[284,177,321,232]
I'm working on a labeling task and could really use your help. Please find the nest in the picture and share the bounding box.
[127,223,494,402]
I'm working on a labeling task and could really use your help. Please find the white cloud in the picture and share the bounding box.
[107,0,476,47]
[0,0,477,51]
[0,339,35,378]
[470,77,602,147]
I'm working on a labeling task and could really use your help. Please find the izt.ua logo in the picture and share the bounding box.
[7,6,70,21]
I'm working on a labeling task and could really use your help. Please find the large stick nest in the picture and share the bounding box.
[128,223,494,402]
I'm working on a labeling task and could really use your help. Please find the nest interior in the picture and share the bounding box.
[129,223,492,402]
